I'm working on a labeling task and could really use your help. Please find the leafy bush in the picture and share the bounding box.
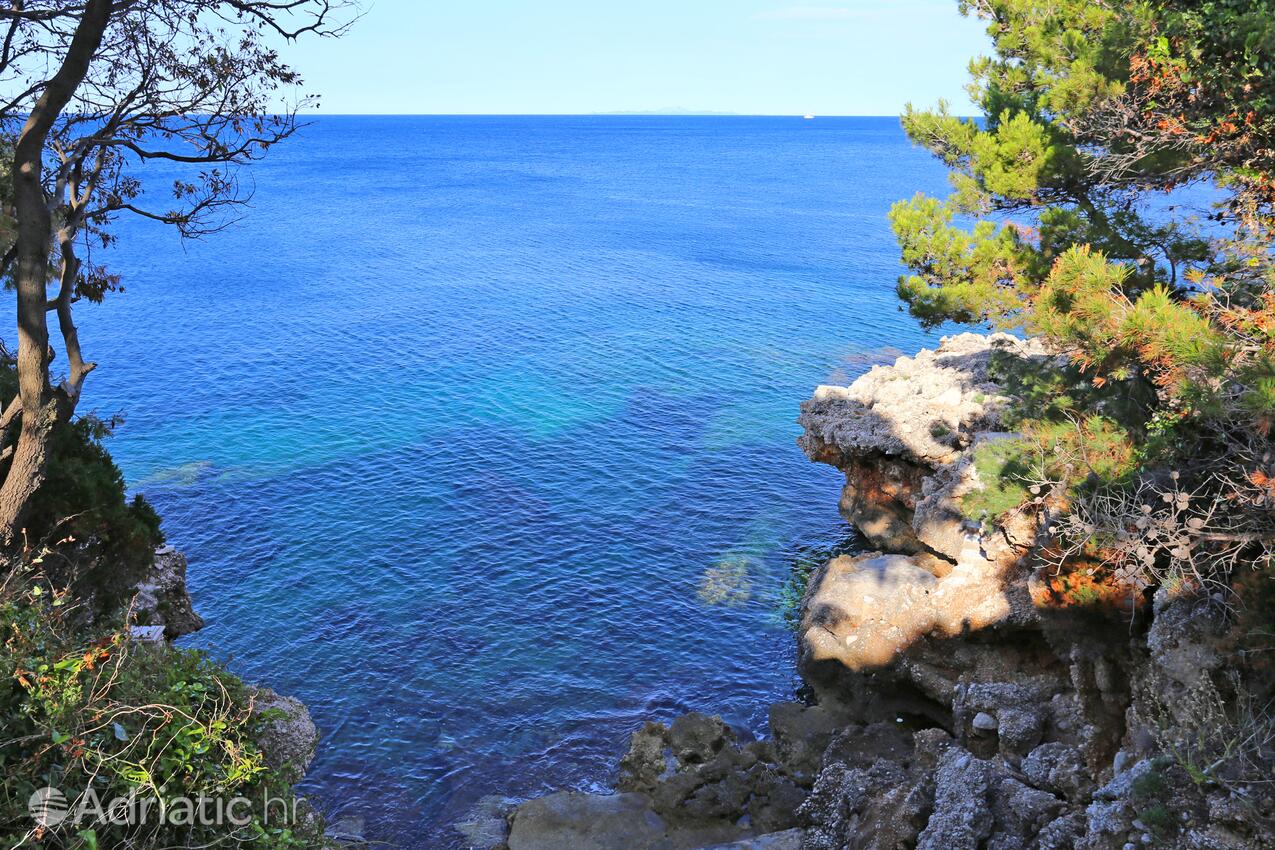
[0,556,316,849]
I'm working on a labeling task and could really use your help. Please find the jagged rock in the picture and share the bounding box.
[1146,590,1227,689]
[745,770,805,834]
[1077,759,1156,849]
[916,749,995,850]
[767,702,844,785]
[131,546,204,639]
[1036,812,1087,850]
[798,333,1049,554]
[798,333,1044,468]
[620,721,672,793]
[250,687,318,784]
[799,758,927,850]
[1023,742,1094,803]
[988,775,1065,850]
[670,713,736,766]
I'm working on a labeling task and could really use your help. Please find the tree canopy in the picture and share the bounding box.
[0,0,352,543]
[894,0,1275,602]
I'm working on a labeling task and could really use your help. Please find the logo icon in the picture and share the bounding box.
[28,787,69,827]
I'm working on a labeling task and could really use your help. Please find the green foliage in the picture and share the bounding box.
[962,438,1036,526]
[896,5,1275,661]
[894,0,1275,428]
[0,562,313,849]
[962,415,1142,526]
[0,357,163,619]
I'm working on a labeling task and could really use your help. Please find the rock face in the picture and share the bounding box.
[798,332,1048,556]
[130,545,204,639]
[791,333,1275,850]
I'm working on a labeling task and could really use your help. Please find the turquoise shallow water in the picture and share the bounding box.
[71,116,950,846]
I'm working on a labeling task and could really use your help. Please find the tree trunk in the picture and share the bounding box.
[0,0,111,545]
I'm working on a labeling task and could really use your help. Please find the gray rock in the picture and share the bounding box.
[508,792,667,850]
[1037,813,1087,850]
[695,830,803,850]
[250,687,318,784]
[325,814,367,845]
[767,703,844,785]
[972,712,999,733]
[131,547,204,639]
[669,713,735,766]
[1023,742,1093,803]
[996,707,1045,757]
[798,333,1047,468]
[916,748,995,850]
[987,776,1064,850]
[454,796,516,850]
[620,721,671,793]
[798,758,926,850]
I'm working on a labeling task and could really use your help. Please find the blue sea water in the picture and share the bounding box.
[72,116,952,847]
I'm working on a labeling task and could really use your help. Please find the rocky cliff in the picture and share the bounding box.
[471,333,1273,850]
[790,333,1273,850]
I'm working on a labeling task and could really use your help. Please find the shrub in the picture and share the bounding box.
[0,555,316,849]
[1,355,163,620]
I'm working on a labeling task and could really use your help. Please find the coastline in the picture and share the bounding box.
[459,332,1274,850]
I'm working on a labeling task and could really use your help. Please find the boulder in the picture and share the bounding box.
[508,792,667,850]
[694,830,803,850]
[800,551,1017,673]
[619,721,671,793]
[250,687,318,784]
[669,713,735,766]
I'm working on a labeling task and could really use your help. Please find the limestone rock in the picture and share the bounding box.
[131,546,204,639]
[669,713,736,766]
[767,702,844,785]
[798,333,1045,468]
[694,830,803,850]
[915,749,995,850]
[620,721,671,793]
[250,687,318,784]
[1022,742,1094,803]
[454,796,516,850]
[800,551,1016,673]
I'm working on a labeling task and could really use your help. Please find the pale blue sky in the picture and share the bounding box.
[286,1,990,115]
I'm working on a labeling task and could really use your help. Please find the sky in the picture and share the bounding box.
[284,1,991,115]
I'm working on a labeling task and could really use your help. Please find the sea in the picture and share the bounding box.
[73,116,954,846]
